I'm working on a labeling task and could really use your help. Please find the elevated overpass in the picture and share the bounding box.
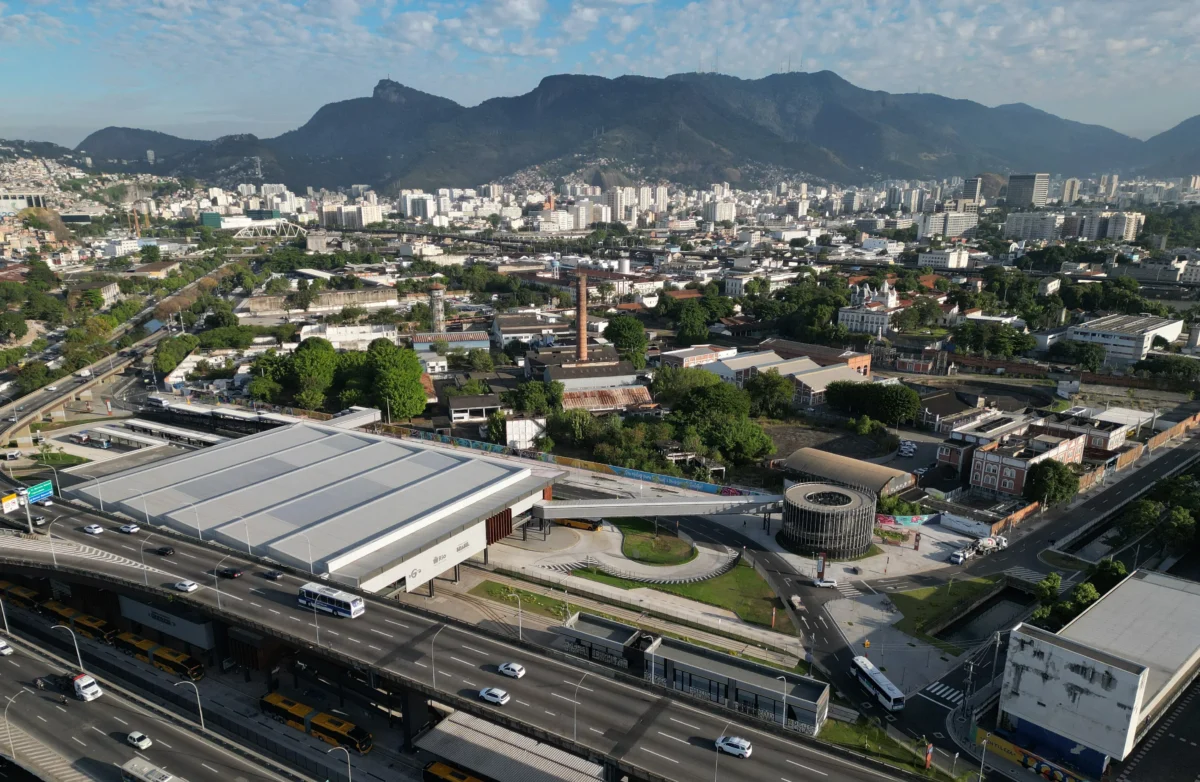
[533,495,783,519]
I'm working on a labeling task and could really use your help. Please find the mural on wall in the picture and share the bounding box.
[875,514,937,526]
[974,728,1087,782]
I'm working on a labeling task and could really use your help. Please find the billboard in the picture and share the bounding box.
[118,595,216,650]
[1,494,17,514]
[401,524,486,593]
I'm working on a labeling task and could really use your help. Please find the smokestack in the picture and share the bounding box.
[430,283,446,334]
[576,273,588,362]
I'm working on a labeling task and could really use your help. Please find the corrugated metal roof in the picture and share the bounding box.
[783,447,907,493]
[416,711,603,782]
[560,386,652,410]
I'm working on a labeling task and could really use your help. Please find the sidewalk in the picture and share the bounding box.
[407,565,804,668]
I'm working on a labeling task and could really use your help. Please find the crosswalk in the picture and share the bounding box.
[538,560,590,575]
[923,682,964,705]
[835,582,864,599]
[1003,567,1076,594]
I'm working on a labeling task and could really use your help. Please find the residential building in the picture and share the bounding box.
[1106,212,1146,241]
[918,248,970,270]
[1007,173,1050,208]
[703,200,736,224]
[962,176,982,203]
[969,432,1085,497]
[660,344,738,369]
[104,238,140,258]
[1066,314,1184,365]
[915,211,978,239]
[1061,177,1081,205]
[1038,277,1061,296]
[1003,212,1064,241]
[861,238,904,255]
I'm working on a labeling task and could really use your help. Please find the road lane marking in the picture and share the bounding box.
[250,589,266,595]
[413,662,427,668]
[516,700,531,706]
[669,717,700,730]
[915,692,953,709]
[370,629,393,638]
[462,679,476,686]
[642,748,678,764]
[326,631,340,636]
[113,717,127,725]
[800,616,810,628]
[55,706,66,713]
[159,741,172,749]
[180,552,198,559]
[72,737,86,747]
[544,710,555,716]
[347,637,361,644]
[269,609,281,615]
[590,727,604,734]
[461,645,486,655]
[563,679,594,692]
[657,731,689,745]
[121,545,135,551]
[786,760,827,776]
[250,602,261,608]
[7,661,18,668]
[91,727,106,735]
[450,656,474,666]
[36,716,45,722]
[202,764,219,773]
[384,619,409,629]
[859,581,877,594]
[551,693,580,705]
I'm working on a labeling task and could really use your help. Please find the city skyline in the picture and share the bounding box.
[3,0,1200,146]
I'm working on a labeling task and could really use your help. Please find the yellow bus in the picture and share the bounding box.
[423,761,484,782]
[115,632,204,681]
[260,692,373,754]
[41,600,117,644]
[0,581,40,609]
[553,518,602,531]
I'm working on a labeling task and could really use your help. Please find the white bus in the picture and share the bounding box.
[121,758,183,782]
[850,655,905,711]
[298,582,365,618]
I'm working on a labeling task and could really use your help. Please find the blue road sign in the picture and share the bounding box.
[25,481,52,504]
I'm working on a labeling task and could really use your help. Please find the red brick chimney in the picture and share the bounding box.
[576,272,588,362]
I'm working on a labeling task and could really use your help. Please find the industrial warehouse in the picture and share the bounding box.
[67,422,564,592]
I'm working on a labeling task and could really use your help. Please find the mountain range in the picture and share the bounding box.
[71,71,1200,191]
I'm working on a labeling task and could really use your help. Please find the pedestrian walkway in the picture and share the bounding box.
[834,582,864,599]
[922,682,964,706]
[1002,566,1077,594]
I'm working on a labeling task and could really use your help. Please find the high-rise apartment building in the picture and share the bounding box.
[703,200,736,224]
[1107,175,1120,199]
[1007,174,1050,208]
[1061,178,1081,205]
[1003,212,1065,241]
[603,189,626,222]
[653,186,669,212]
[1189,175,1200,190]
[916,211,978,239]
[1106,212,1145,241]
[963,176,982,203]
[637,186,653,210]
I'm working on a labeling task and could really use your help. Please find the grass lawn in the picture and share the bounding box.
[35,453,90,466]
[610,517,697,566]
[30,417,115,433]
[469,581,585,622]
[572,559,796,635]
[1038,549,1088,572]
[890,576,1001,656]
[822,719,960,780]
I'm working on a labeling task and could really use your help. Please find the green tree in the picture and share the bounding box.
[0,312,27,342]
[1071,582,1101,610]
[1163,506,1196,552]
[290,337,338,410]
[247,374,283,403]
[669,382,752,429]
[650,366,722,406]
[745,369,794,418]
[24,260,57,293]
[674,300,710,346]
[16,361,51,395]
[824,381,920,425]
[432,339,450,356]
[1087,558,1128,593]
[264,276,292,296]
[701,415,776,464]
[139,245,162,263]
[467,348,494,371]
[486,410,508,445]
[1034,572,1062,604]
[1024,459,1080,505]
[1115,499,1162,540]
[372,346,427,420]
[604,315,649,369]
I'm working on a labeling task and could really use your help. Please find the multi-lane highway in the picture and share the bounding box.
[0,634,292,782]
[0,497,906,782]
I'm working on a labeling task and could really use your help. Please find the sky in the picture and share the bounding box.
[3,0,1200,147]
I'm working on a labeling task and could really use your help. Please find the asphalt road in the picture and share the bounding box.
[0,635,291,782]
[0,499,904,782]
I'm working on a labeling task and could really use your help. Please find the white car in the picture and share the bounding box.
[173,581,199,593]
[119,523,140,534]
[83,524,104,535]
[0,640,13,656]
[46,386,58,392]
[811,578,838,589]
[498,662,526,679]
[715,736,752,758]
[38,499,53,507]
[479,687,511,706]
[126,731,153,750]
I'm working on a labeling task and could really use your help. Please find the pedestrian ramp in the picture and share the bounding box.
[1002,566,1077,594]
[533,495,783,519]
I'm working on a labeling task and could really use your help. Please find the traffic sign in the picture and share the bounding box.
[25,481,52,504]
[1,494,16,513]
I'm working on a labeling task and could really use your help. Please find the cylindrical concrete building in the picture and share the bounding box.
[780,482,875,558]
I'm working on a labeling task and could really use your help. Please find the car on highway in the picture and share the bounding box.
[126,731,153,750]
[715,736,752,758]
[119,523,140,534]
[83,524,104,535]
[811,578,838,589]
[156,546,175,556]
[174,581,199,593]
[498,662,526,679]
[46,386,58,392]
[30,515,46,526]
[0,640,13,656]
[262,570,284,581]
[479,687,511,706]
[38,499,52,507]
[218,567,244,579]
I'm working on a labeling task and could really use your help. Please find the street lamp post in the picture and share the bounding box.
[44,465,61,499]
[139,533,154,586]
[5,690,26,761]
[136,489,152,527]
[327,746,351,782]
[713,719,732,782]
[295,531,315,574]
[776,675,789,730]
[508,589,522,641]
[47,519,59,568]
[92,474,105,513]
[174,681,204,730]
[186,500,202,541]
[431,625,446,687]
[0,597,8,634]
[51,624,83,671]
[978,732,990,781]
[214,554,233,610]
[572,673,588,742]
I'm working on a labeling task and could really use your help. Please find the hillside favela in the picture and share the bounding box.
[3,2,1200,782]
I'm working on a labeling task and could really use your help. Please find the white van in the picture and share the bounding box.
[4,451,19,461]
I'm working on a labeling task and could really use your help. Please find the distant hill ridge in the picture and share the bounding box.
[72,71,1200,190]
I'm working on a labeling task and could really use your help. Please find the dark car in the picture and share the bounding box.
[218,567,244,579]
[262,570,284,581]
[156,546,175,556]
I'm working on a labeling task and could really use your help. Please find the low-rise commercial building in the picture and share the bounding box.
[659,344,737,369]
[969,432,1085,497]
[1066,314,1184,365]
